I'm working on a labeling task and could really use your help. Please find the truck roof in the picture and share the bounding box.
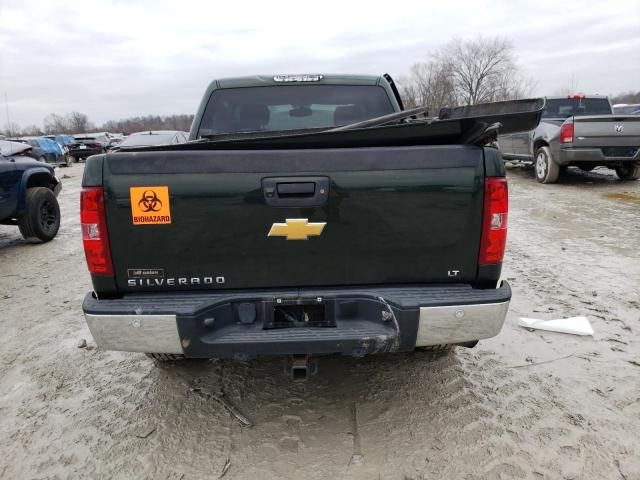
[212,74,384,90]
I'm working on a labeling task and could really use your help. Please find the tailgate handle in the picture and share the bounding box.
[277,182,315,197]
[262,176,330,207]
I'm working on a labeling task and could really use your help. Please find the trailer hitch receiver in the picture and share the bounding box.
[284,355,318,381]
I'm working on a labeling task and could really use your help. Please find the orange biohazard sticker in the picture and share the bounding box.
[130,186,171,225]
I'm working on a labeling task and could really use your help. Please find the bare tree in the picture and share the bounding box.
[2,122,21,137]
[67,112,92,134]
[43,113,70,134]
[99,114,194,134]
[400,36,532,114]
[443,37,514,104]
[21,124,42,136]
[416,60,457,114]
[6,112,195,138]
[397,61,458,115]
[611,91,640,104]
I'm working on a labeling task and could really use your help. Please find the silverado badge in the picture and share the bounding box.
[268,218,326,240]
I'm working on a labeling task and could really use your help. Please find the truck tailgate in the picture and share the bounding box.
[102,145,485,292]
[572,115,640,148]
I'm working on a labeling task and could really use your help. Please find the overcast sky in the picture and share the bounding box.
[1,0,639,127]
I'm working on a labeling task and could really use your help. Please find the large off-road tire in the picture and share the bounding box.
[17,187,60,243]
[534,146,560,184]
[145,353,185,362]
[615,162,640,181]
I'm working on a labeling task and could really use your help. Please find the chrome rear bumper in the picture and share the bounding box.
[83,282,511,357]
[416,301,509,347]
[85,313,183,354]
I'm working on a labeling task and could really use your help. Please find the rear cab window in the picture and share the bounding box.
[197,85,394,137]
[542,98,612,118]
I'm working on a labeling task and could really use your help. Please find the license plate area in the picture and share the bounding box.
[265,296,336,329]
[602,147,637,157]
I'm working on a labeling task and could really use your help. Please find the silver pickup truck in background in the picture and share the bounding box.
[499,95,640,183]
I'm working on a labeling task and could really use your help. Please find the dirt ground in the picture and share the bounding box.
[0,163,639,480]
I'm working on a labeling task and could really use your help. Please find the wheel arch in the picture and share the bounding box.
[16,168,56,216]
[533,138,549,153]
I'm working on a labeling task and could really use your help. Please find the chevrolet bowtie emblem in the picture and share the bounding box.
[268,218,326,240]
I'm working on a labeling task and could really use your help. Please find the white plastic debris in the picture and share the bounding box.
[518,316,594,336]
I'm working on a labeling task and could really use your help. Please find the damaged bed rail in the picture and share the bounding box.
[124,98,544,152]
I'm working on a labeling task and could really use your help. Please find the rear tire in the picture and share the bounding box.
[17,187,60,243]
[615,162,640,181]
[145,353,185,362]
[534,146,560,184]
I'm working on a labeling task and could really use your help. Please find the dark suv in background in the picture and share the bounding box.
[68,133,110,162]
[108,130,188,152]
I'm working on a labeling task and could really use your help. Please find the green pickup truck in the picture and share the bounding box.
[80,74,541,376]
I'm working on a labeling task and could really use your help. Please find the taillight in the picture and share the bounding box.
[90,143,101,148]
[479,177,508,266]
[560,121,574,144]
[81,187,114,275]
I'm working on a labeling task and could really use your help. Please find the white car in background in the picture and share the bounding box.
[108,130,188,152]
[612,103,640,115]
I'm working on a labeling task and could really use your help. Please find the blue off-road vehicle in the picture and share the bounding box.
[0,140,62,242]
